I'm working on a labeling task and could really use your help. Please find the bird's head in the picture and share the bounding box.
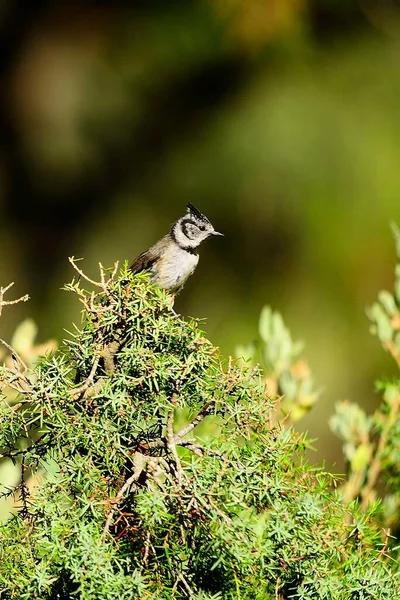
[172,204,223,250]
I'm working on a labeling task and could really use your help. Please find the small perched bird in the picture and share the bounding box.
[130,203,223,294]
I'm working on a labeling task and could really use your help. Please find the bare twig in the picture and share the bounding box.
[0,282,14,296]
[167,393,184,485]
[0,282,29,318]
[378,528,391,559]
[178,441,204,458]
[275,577,281,600]
[142,436,167,450]
[361,391,400,510]
[99,262,106,288]
[178,440,244,469]
[69,257,104,287]
[175,573,194,598]
[19,453,30,520]
[110,261,119,281]
[102,472,140,538]
[175,401,214,442]
[140,401,215,450]
[69,356,100,398]
[143,531,151,565]
[102,453,146,538]
[68,257,119,292]
[1,376,31,395]
[0,337,29,373]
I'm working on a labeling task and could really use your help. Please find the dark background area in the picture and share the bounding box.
[1,0,400,467]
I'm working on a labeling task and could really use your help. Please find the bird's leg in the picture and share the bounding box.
[168,294,180,318]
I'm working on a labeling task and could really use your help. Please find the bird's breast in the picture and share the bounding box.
[154,245,199,292]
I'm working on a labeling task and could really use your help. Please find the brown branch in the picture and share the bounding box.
[102,452,146,538]
[378,528,391,559]
[0,337,29,373]
[1,376,31,395]
[175,401,214,441]
[143,437,167,450]
[101,341,120,375]
[0,282,29,318]
[143,531,151,566]
[69,356,100,398]
[167,393,183,485]
[69,257,105,287]
[68,257,119,292]
[361,391,400,510]
[140,401,215,450]
[177,439,245,470]
[172,573,194,599]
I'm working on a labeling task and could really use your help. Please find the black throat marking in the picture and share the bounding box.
[170,226,199,255]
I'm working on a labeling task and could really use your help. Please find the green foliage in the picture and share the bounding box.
[329,226,400,530]
[0,263,399,599]
[236,306,320,423]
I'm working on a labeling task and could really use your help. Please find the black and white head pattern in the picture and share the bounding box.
[172,203,223,251]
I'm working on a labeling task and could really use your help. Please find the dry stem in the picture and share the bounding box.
[167,393,183,485]
[361,392,400,510]
[70,356,100,398]
[0,282,29,318]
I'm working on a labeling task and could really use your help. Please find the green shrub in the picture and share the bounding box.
[0,256,399,599]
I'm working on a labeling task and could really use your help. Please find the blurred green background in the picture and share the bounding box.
[1,0,400,468]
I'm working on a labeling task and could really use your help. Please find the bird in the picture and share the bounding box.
[130,203,223,295]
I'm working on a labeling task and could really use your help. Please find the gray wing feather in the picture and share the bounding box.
[130,238,166,273]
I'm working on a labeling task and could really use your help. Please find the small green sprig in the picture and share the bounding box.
[237,305,320,423]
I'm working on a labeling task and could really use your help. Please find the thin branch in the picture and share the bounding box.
[68,257,119,292]
[172,571,194,598]
[0,339,32,395]
[361,391,400,510]
[0,338,28,373]
[99,261,118,300]
[99,262,106,288]
[110,261,119,281]
[19,453,30,520]
[68,257,104,287]
[178,441,204,458]
[378,528,391,559]
[167,393,183,485]
[178,440,245,470]
[275,577,282,600]
[102,453,146,538]
[0,282,14,296]
[0,282,29,318]
[102,472,140,538]
[142,436,167,450]
[69,356,100,398]
[140,400,215,450]
[143,531,151,565]
[1,377,31,395]
[175,401,214,442]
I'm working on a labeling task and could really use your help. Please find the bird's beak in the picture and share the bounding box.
[212,230,224,236]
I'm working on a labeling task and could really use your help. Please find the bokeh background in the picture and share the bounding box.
[1,0,400,468]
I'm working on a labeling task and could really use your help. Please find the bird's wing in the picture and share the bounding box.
[130,250,157,273]
[130,241,163,274]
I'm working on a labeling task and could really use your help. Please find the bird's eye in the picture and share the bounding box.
[198,225,205,232]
